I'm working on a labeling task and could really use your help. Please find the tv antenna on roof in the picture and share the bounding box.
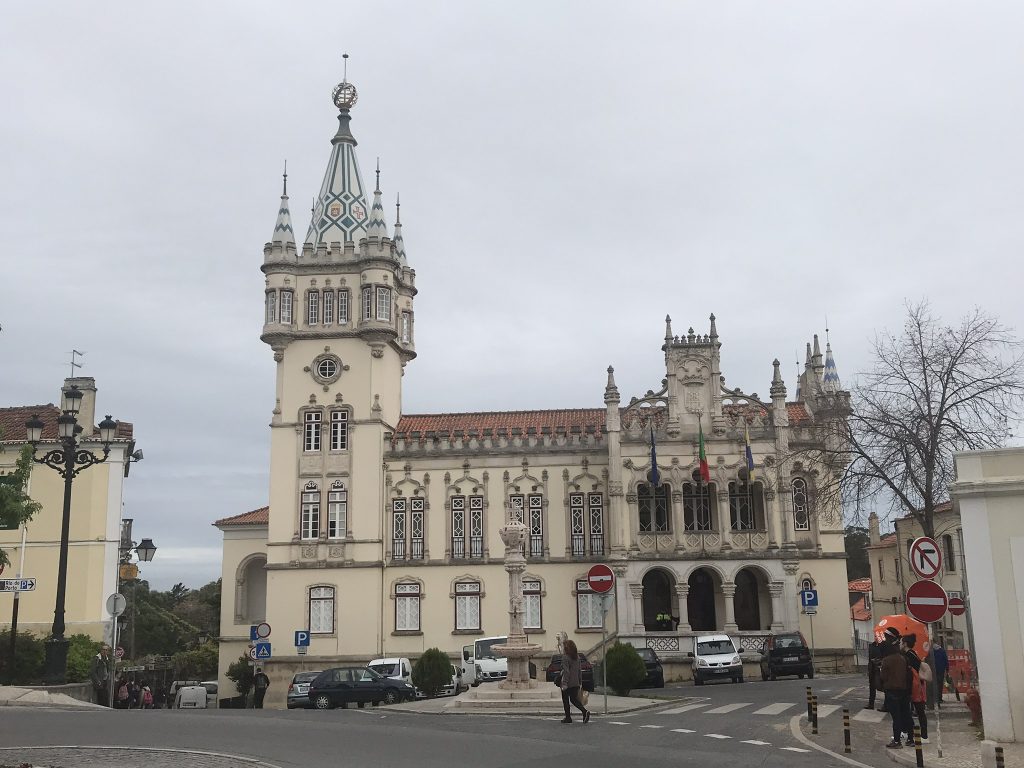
[69,349,84,377]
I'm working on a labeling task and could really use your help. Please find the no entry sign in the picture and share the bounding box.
[948,596,966,616]
[909,537,942,580]
[587,564,615,594]
[906,579,948,623]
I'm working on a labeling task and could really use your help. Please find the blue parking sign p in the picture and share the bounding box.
[295,630,310,647]
[800,590,819,607]
[250,625,260,642]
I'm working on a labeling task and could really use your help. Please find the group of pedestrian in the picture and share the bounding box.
[868,628,950,749]
[89,643,158,708]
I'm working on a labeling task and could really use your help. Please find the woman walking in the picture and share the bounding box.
[559,639,590,724]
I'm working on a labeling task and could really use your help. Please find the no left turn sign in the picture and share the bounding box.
[909,537,942,580]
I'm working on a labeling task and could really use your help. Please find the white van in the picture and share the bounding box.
[174,685,209,708]
[689,634,745,685]
[462,636,508,686]
[368,657,414,686]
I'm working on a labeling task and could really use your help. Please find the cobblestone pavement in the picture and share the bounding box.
[0,746,285,768]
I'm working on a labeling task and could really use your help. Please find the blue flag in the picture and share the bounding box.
[650,427,660,486]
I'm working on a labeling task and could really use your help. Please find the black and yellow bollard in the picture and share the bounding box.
[995,745,1005,768]
[811,695,818,735]
[806,686,813,721]
[913,725,923,767]
[842,707,851,753]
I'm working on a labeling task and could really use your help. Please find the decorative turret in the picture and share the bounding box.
[604,365,620,405]
[364,159,390,242]
[392,194,407,266]
[264,165,297,265]
[709,312,719,342]
[305,63,370,247]
[664,315,673,343]
[812,334,824,380]
[823,333,841,393]
[770,358,787,401]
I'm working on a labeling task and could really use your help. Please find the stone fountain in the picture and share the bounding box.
[447,519,562,710]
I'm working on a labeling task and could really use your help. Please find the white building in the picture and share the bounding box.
[216,72,855,707]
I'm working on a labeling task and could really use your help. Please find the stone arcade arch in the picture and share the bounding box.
[641,568,676,631]
[235,555,267,624]
[733,565,772,631]
[687,567,722,631]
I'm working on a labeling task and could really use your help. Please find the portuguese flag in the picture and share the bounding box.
[698,421,711,483]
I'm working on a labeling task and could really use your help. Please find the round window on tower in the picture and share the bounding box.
[310,353,344,386]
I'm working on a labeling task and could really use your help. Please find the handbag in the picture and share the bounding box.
[580,689,590,705]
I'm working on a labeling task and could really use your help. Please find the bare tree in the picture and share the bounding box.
[842,301,1024,537]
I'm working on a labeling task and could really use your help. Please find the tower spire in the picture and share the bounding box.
[392,193,407,265]
[305,57,370,247]
[365,157,389,242]
[270,160,295,247]
[822,325,842,393]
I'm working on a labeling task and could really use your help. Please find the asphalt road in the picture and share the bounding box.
[0,674,890,768]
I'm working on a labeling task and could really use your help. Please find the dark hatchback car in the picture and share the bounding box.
[308,666,416,709]
[759,632,814,680]
[286,670,321,709]
[544,653,595,692]
[636,647,665,688]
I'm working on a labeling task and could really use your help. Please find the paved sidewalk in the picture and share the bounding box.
[0,686,104,710]
[797,700,1022,768]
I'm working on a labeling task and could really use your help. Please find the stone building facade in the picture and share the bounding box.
[216,73,855,705]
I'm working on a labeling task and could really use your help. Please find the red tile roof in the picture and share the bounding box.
[850,594,872,622]
[0,404,136,442]
[392,402,814,437]
[867,533,897,549]
[848,577,872,593]
[214,506,269,527]
[393,409,606,436]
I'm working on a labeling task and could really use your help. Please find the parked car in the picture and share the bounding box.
[416,663,466,698]
[287,670,322,709]
[759,631,814,681]
[689,634,744,685]
[166,680,201,708]
[308,666,416,709]
[636,647,666,688]
[174,685,208,709]
[200,681,219,708]
[367,657,414,687]
[543,653,595,692]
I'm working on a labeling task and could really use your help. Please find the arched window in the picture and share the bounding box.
[280,289,293,324]
[638,475,670,533]
[337,289,350,324]
[322,290,334,325]
[683,479,715,531]
[729,476,765,530]
[395,582,421,632]
[306,289,320,325]
[943,534,956,572]
[792,478,810,531]
[301,482,320,540]
[309,586,335,634]
[265,291,277,324]
[327,481,347,539]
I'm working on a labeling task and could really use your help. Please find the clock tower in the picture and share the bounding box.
[260,69,416,610]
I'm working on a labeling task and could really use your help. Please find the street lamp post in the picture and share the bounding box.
[25,385,119,685]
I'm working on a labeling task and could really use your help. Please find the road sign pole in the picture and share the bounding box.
[602,598,607,716]
[809,611,815,665]
[5,525,27,686]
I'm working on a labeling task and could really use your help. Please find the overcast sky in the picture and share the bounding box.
[3,2,1022,590]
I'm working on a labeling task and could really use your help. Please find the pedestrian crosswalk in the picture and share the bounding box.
[658,700,859,720]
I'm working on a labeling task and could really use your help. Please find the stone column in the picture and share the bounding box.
[768,581,785,631]
[717,490,732,550]
[765,488,779,549]
[722,583,738,632]
[495,521,541,690]
[674,583,691,631]
[629,582,645,633]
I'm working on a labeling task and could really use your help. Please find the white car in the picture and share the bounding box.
[367,657,413,687]
[689,634,745,685]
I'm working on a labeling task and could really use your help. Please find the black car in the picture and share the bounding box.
[544,653,595,692]
[759,632,814,681]
[636,647,665,688]
[308,666,417,709]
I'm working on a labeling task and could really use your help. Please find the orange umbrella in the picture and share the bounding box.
[875,614,928,657]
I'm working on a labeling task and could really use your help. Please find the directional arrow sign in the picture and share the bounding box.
[909,537,942,580]
[0,578,36,592]
[906,579,948,623]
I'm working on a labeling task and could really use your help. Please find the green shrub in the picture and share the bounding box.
[172,642,218,681]
[66,634,102,683]
[411,648,452,698]
[226,655,254,697]
[605,642,646,697]
[0,630,44,685]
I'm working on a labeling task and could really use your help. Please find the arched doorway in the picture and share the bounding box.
[733,567,770,631]
[687,568,718,631]
[237,556,267,623]
[642,568,675,631]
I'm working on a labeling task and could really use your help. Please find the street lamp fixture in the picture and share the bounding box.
[25,386,120,685]
[134,538,157,562]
